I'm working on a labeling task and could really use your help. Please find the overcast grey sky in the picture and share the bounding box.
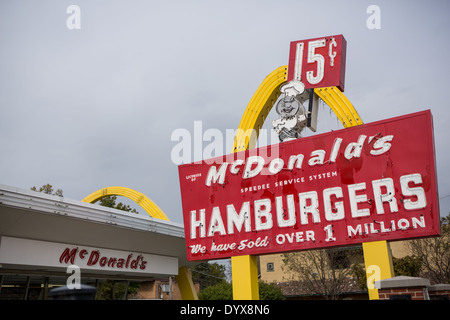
[1,0,449,224]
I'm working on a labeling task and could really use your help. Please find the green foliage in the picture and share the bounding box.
[31,184,63,196]
[198,281,285,300]
[259,281,285,300]
[352,255,423,291]
[393,255,422,277]
[191,262,227,290]
[351,263,368,291]
[97,195,138,214]
[98,281,140,300]
[198,281,232,300]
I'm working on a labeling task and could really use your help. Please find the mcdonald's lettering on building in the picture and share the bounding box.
[178,110,440,261]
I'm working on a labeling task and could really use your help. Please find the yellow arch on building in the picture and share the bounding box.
[82,187,199,299]
[82,186,169,221]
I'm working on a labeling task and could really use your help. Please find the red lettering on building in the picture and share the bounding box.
[58,248,148,270]
[59,248,78,264]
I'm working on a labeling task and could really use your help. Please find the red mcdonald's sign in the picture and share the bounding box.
[178,110,440,261]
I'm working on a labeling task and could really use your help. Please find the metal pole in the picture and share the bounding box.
[111,280,116,300]
[169,276,173,300]
[123,281,130,300]
[95,279,99,300]
[43,277,49,300]
[23,276,30,300]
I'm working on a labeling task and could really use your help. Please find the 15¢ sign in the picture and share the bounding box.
[287,34,347,91]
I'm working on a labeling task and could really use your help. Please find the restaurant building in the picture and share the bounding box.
[0,184,195,300]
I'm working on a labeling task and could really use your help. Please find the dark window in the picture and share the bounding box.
[390,294,412,300]
[430,294,449,300]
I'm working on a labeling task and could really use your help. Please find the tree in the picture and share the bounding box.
[259,281,285,300]
[352,215,449,291]
[30,183,63,197]
[96,195,139,214]
[198,281,285,300]
[98,281,140,300]
[351,263,368,291]
[191,262,227,290]
[393,255,422,277]
[282,247,363,300]
[198,281,232,300]
[351,255,423,291]
[407,214,450,284]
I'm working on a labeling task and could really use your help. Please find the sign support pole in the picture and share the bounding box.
[176,266,198,300]
[363,241,395,300]
[231,255,259,300]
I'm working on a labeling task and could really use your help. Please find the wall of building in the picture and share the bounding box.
[376,277,450,300]
[260,241,413,284]
[260,254,292,283]
[135,279,199,300]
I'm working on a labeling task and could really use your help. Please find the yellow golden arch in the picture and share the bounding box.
[82,186,169,221]
[232,65,363,152]
[82,186,199,299]
[231,65,392,301]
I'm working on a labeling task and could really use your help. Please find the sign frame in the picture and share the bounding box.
[287,34,347,91]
